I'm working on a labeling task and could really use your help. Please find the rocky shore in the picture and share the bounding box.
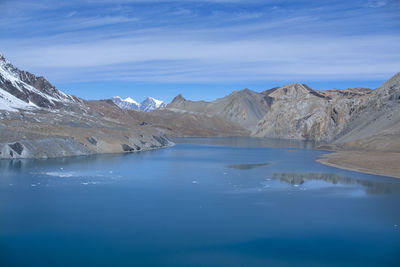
[0,105,174,159]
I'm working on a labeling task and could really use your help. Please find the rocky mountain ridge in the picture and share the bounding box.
[0,54,81,110]
[166,81,378,142]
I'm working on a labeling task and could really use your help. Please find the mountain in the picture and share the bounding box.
[316,73,400,178]
[140,97,166,111]
[128,108,249,137]
[330,72,400,151]
[166,82,379,142]
[0,53,81,111]
[0,54,173,159]
[254,83,372,141]
[111,96,140,110]
[168,89,271,131]
[111,96,166,111]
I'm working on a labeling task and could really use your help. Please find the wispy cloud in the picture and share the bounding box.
[1,0,399,86]
[365,0,388,8]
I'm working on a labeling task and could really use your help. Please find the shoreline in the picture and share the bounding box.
[0,143,175,161]
[317,150,400,179]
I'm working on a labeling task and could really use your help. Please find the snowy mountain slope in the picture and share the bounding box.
[111,96,166,111]
[140,97,166,111]
[111,96,140,110]
[0,53,81,111]
[0,87,37,111]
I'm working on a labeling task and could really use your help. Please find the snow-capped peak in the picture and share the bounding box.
[111,96,140,110]
[140,97,167,111]
[111,96,166,111]
[148,97,164,106]
[124,97,140,105]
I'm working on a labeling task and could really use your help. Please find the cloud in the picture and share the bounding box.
[2,34,398,83]
[1,0,399,85]
[365,0,387,8]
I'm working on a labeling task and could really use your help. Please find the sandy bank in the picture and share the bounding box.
[318,150,400,179]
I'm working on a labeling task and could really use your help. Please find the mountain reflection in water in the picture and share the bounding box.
[273,172,400,195]
[227,163,269,170]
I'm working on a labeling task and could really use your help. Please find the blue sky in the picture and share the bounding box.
[1,0,399,102]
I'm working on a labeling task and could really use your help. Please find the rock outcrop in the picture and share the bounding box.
[254,83,371,141]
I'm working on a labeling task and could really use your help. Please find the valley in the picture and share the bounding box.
[1,53,399,178]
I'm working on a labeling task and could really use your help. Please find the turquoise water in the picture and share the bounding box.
[0,137,399,266]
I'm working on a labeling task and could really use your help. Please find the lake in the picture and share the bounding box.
[0,137,399,266]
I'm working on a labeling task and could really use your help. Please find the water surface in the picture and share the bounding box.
[0,137,399,266]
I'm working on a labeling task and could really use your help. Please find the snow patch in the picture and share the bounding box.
[0,87,37,111]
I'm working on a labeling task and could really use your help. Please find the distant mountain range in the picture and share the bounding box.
[1,52,399,163]
[111,96,166,111]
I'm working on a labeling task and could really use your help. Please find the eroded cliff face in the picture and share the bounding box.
[254,83,372,141]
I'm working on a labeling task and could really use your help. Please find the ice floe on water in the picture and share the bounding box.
[39,171,78,178]
[25,170,125,187]
[35,171,112,178]
[81,182,97,185]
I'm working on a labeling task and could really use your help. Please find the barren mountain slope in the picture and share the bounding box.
[331,72,400,152]
[167,89,271,131]
[127,109,250,137]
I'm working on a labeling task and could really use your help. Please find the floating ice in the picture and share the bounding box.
[41,171,77,178]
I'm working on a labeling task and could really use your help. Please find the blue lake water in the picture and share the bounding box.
[0,137,399,266]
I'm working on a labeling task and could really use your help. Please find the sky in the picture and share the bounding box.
[0,0,399,102]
